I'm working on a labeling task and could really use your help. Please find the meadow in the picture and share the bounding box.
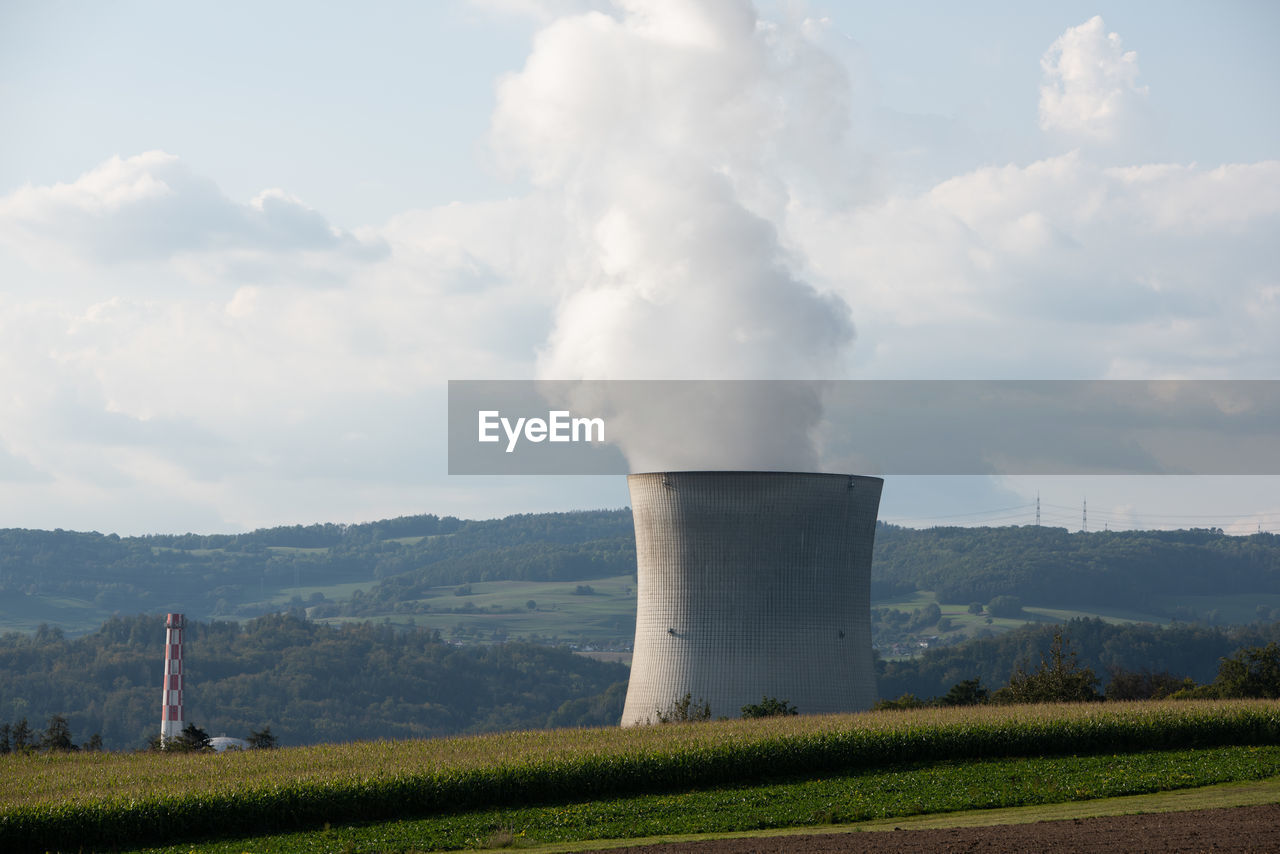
[2,700,1277,852]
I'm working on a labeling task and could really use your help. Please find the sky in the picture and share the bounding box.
[0,0,1277,536]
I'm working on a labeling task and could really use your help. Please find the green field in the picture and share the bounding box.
[123,748,1280,853]
[3,700,1277,853]
[307,574,638,646]
[9,576,1260,652]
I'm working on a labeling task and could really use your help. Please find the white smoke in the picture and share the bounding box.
[489,0,857,470]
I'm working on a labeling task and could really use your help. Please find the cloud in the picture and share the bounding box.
[0,150,573,531]
[1039,16,1148,144]
[1,4,1277,533]
[0,151,385,273]
[788,151,1280,379]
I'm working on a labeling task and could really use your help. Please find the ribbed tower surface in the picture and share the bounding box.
[621,471,882,726]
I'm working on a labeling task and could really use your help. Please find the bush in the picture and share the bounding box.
[1213,643,1280,699]
[1106,668,1194,701]
[873,693,927,710]
[741,697,798,718]
[939,679,989,706]
[654,693,711,723]
[994,632,1100,704]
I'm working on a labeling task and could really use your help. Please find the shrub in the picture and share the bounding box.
[873,693,927,710]
[1213,643,1280,699]
[994,631,1100,704]
[939,679,989,706]
[654,693,711,723]
[741,697,798,718]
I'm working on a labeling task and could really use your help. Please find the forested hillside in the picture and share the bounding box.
[1,513,1277,637]
[873,524,1280,611]
[4,612,1277,751]
[0,614,628,751]
[0,511,634,633]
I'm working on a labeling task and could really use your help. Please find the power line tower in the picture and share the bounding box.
[1035,492,1041,527]
[1082,498,1088,533]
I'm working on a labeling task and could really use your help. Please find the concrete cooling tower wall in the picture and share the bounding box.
[621,471,883,726]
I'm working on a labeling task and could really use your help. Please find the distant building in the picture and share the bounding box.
[209,736,252,752]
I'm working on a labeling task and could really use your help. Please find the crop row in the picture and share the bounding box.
[131,745,1280,854]
[2,700,1278,852]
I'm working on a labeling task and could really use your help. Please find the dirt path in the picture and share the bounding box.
[587,803,1280,853]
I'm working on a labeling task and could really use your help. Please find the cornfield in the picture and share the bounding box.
[1,700,1276,852]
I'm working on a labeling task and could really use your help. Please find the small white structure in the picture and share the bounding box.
[209,736,252,753]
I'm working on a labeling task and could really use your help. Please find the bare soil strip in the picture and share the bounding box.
[591,804,1280,853]
[500,779,1280,854]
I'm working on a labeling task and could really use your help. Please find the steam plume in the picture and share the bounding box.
[490,0,856,470]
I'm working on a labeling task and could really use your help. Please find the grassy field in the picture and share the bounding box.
[876,589,1165,646]
[120,747,1280,853]
[306,574,638,646]
[3,700,1277,852]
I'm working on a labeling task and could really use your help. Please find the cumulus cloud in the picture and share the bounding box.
[788,150,1280,379]
[0,148,574,530]
[0,151,385,273]
[1039,16,1149,143]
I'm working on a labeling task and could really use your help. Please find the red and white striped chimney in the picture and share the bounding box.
[159,612,185,744]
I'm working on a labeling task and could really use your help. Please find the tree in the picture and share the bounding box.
[741,696,798,718]
[909,603,942,631]
[1212,642,1280,699]
[40,714,75,752]
[10,718,33,753]
[1105,668,1193,700]
[939,678,989,706]
[248,726,277,749]
[0,723,10,755]
[654,693,711,723]
[986,595,1023,619]
[873,693,927,710]
[994,631,1101,703]
[173,723,212,752]
[967,602,984,615]
[526,600,537,611]
[83,733,104,752]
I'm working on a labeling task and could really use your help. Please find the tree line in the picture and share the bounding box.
[0,613,629,751]
[877,617,1280,702]
[876,631,1280,709]
[872,523,1279,613]
[4,514,1278,636]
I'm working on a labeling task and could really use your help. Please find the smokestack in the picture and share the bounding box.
[621,471,882,725]
[159,612,184,744]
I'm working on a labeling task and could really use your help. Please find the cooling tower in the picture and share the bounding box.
[621,471,882,725]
